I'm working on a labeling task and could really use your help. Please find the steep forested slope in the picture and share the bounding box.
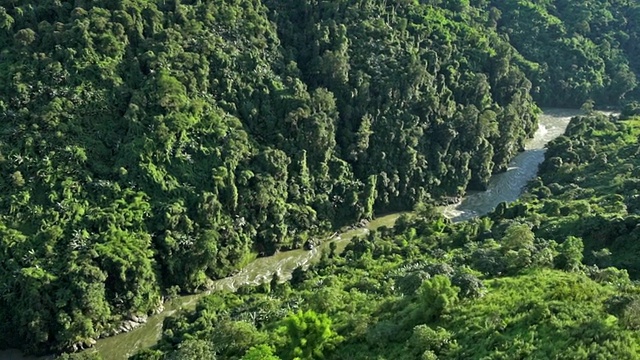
[0,0,639,355]
[490,0,640,106]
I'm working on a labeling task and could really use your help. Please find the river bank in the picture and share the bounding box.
[90,213,404,360]
[442,108,585,221]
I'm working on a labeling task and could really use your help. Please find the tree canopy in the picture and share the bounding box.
[1,0,640,356]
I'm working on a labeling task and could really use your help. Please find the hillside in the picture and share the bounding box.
[0,0,639,356]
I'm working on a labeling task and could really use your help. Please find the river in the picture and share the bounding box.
[1,108,591,360]
[442,108,586,221]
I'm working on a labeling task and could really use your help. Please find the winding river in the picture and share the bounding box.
[442,108,586,221]
[2,108,591,360]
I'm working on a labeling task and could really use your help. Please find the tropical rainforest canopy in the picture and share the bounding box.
[0,0,640,357]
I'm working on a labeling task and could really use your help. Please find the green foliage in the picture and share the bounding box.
[406,325,456,358]
[449,270,640,359]
[1,0,639,355]
[56,352,103,360]
[277,310,341,360]
[489,0,640,106]
[558,236,585,272]
[165,339,216,360]
[242,345,280,360]
[415,275,459,323]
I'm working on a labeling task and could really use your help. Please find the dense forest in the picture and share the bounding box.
[0,0,640,357]
[128,112,640,359]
